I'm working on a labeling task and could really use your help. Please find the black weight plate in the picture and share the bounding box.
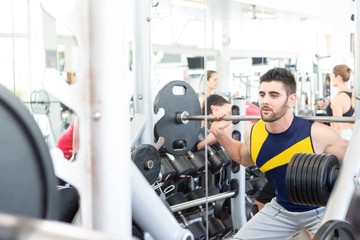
[166,192,188,206]
[317,154,340,206]
[197,127,209,143]
[0,85,58,219]
[159,156,176,183]
[208,216,226,238]
[187,150,206,176]
[186,221,206,240]
[214,198,231,220]
[299,153,313,205]
[186,189,205,201]
[305,153,319,206]
[131,144,161,185]
[294,153,308,205]
[286,153,302,204]
[311,154,326,206]
[313,220,356,240]
[208,185,220,196]
[154,81,201,155]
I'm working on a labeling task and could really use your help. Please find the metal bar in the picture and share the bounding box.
[133,0,154,145]
[131,164,193,240]
[89,0,131,237]
[130,114,146,148]
[355,0,360,121]
[0,212,117,240]
[184,115,355,123]
[231,97,247,229]
[322,119,360,222]
[170,191,235,212]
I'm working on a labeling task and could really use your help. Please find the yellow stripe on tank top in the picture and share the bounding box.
[251,120,268,164]
[259,137,314,173]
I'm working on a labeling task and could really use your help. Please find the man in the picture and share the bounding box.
[210,68,348,239]
[196,94,260,150]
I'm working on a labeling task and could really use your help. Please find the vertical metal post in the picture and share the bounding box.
[89,0,131,237]
[322,120,360,222]
[355,0,360,120]
[230,97,247,230]
[133,0,154,145]
[323,0,360,223]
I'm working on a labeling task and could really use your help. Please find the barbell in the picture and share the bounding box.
[182,114,354,123]
[154,81,355,155]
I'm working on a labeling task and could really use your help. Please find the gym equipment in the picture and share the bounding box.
[0,211,122,240]
[29,89,52,115]
[208,185,220,196]
[286,153,340,206]
[183,115,354,123]
[57,186,80,223]
[249,177,267,195]
[163,153,195,182]
[0,84,58,219]
[230,96,247,230]
[214,197,231,221]
[198,185,234,233]
[186,189,226,238]
[154,81,201,155]
[131,144,161,185]
[313,220,357,240]
[154,80,353,157]
[186,150,207,177]
[246,204,259,221]
[167,192,206,240]
[197,127,231,174]
[246,165,262,178]
[170,186,237,213]
[159,156,177,185]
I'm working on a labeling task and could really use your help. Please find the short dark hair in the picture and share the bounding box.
[260,68,296,96]
[203,94,230,115]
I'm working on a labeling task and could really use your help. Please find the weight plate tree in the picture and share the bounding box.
[154,80,201,155]
[0,85,58,219]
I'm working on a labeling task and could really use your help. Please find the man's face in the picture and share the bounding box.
[259,81,294,122]
[211,103,231,116]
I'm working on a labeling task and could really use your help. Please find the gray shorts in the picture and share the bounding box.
[228,198,325,240]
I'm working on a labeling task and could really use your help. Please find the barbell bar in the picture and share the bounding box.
[181,114,355,123]
[170,191,235,212]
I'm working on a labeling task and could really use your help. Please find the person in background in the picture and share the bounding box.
[318,65,354,140]
[196,94,260,150]
[199,70,219,110]
[56,116,78,160]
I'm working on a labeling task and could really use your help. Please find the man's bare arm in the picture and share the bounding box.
[210,120,254,167]
[311,122,348,162]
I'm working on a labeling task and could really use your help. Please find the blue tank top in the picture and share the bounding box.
[250,116,317,212]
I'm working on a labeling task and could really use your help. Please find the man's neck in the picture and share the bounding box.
[265,111,294,134]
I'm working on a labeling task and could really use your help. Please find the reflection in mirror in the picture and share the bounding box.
[33,10,78,159]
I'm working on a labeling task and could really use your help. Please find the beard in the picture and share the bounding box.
[260,100,288,122]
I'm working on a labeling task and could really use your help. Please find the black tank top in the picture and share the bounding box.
[326,91,354,117]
